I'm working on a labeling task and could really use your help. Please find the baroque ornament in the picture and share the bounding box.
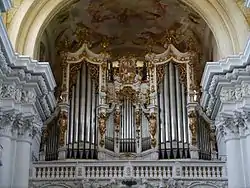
[217,111,246,138]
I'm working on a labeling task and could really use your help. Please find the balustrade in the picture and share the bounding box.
[30,160,226,180]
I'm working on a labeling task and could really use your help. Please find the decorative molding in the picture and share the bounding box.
[216,111,247,139]
[0,17,56,119]
[202,63,250,119]
[200,37,250,115]
[0,109,16,136]
[30,179,227,188]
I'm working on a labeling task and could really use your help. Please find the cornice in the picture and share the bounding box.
[0,18,56,92]
[201,64,250,120]
[201,38,250,92]
[0,15,56,122]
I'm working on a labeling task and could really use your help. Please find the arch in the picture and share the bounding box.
[187,182,220,188]
[7,0,249,60]
[39,183,72,188]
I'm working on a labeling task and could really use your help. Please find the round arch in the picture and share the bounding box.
[187,182,221,188]
[39,183,73,188]
[7,0,249,60]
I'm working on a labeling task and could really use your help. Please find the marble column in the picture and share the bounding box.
[12,116,41,188]
[0,112,15,188]
[218,114,246,188]
[242,111,250,187]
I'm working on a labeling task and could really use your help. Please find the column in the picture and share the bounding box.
[243,111,250,187]
[0,112,15,188]
[218,114,246,188]
[12,116,40,188]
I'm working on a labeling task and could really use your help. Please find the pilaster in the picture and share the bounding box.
[0,110,16,188]
[216,112,246,188]
[12,114,42,188]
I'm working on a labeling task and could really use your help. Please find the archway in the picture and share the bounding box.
[6,0,249,60]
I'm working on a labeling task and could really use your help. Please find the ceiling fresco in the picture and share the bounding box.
[51,0,207,54]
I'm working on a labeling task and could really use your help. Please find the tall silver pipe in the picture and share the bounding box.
[127,100,130,139]
[70,86,75,144]
[80,64,86,141]
[86,72,92,142]
[175,65,183,142]
[74,71,80,142]
[169,63,177,140]
[164,64,170,141]
[158,83,165,142]
[121,104,124,141]
[124,101,127,139]
[131,105,134,139]
[181,83,188,143]
[91,81,96,144]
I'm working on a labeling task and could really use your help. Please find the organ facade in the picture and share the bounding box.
[40,40,214,162]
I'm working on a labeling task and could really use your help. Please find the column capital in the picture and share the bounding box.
[242,110,250,135]
[0,110,17,137]
[217,112,243,141]
[13,114,42,141]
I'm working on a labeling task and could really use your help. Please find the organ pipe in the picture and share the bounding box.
[65,64,99,159]
[158,62,189,159]
[169,62,177,141]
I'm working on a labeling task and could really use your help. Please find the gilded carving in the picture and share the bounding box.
[114,110,121,133]
[149,113,157,147]
[188,111,197,145]
[98,112,107,147]
[58,111,68,146]
[135,110,141,132]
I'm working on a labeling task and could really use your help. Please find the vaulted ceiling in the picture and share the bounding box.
[39,0,214,90]
[46,0,210,54]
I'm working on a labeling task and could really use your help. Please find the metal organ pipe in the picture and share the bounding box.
[66,63,98,159]
[175,65,182,142]
[163,64,170,142]
[80,64,86,142]
[169,62,177,141]
[70,86,75,144]
[75,71,80,143]
[182,84,188,144]
[158,62,190,159]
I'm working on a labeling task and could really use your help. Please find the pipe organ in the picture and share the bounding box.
[41,43,216,161]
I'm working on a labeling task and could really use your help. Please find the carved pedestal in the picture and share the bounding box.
[58,146,67,160]
[189,145,199,159]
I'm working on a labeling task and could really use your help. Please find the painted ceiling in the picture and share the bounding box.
[50,0,207,54]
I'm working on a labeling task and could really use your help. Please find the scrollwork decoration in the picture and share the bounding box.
[58,111,68,146]
[99,112,107,147]
[149,113,157,147]
[188,111,197,146]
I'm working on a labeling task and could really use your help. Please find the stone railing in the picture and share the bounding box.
[30,160,227,180]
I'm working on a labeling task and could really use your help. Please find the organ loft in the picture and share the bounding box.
[40,29,216,161]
